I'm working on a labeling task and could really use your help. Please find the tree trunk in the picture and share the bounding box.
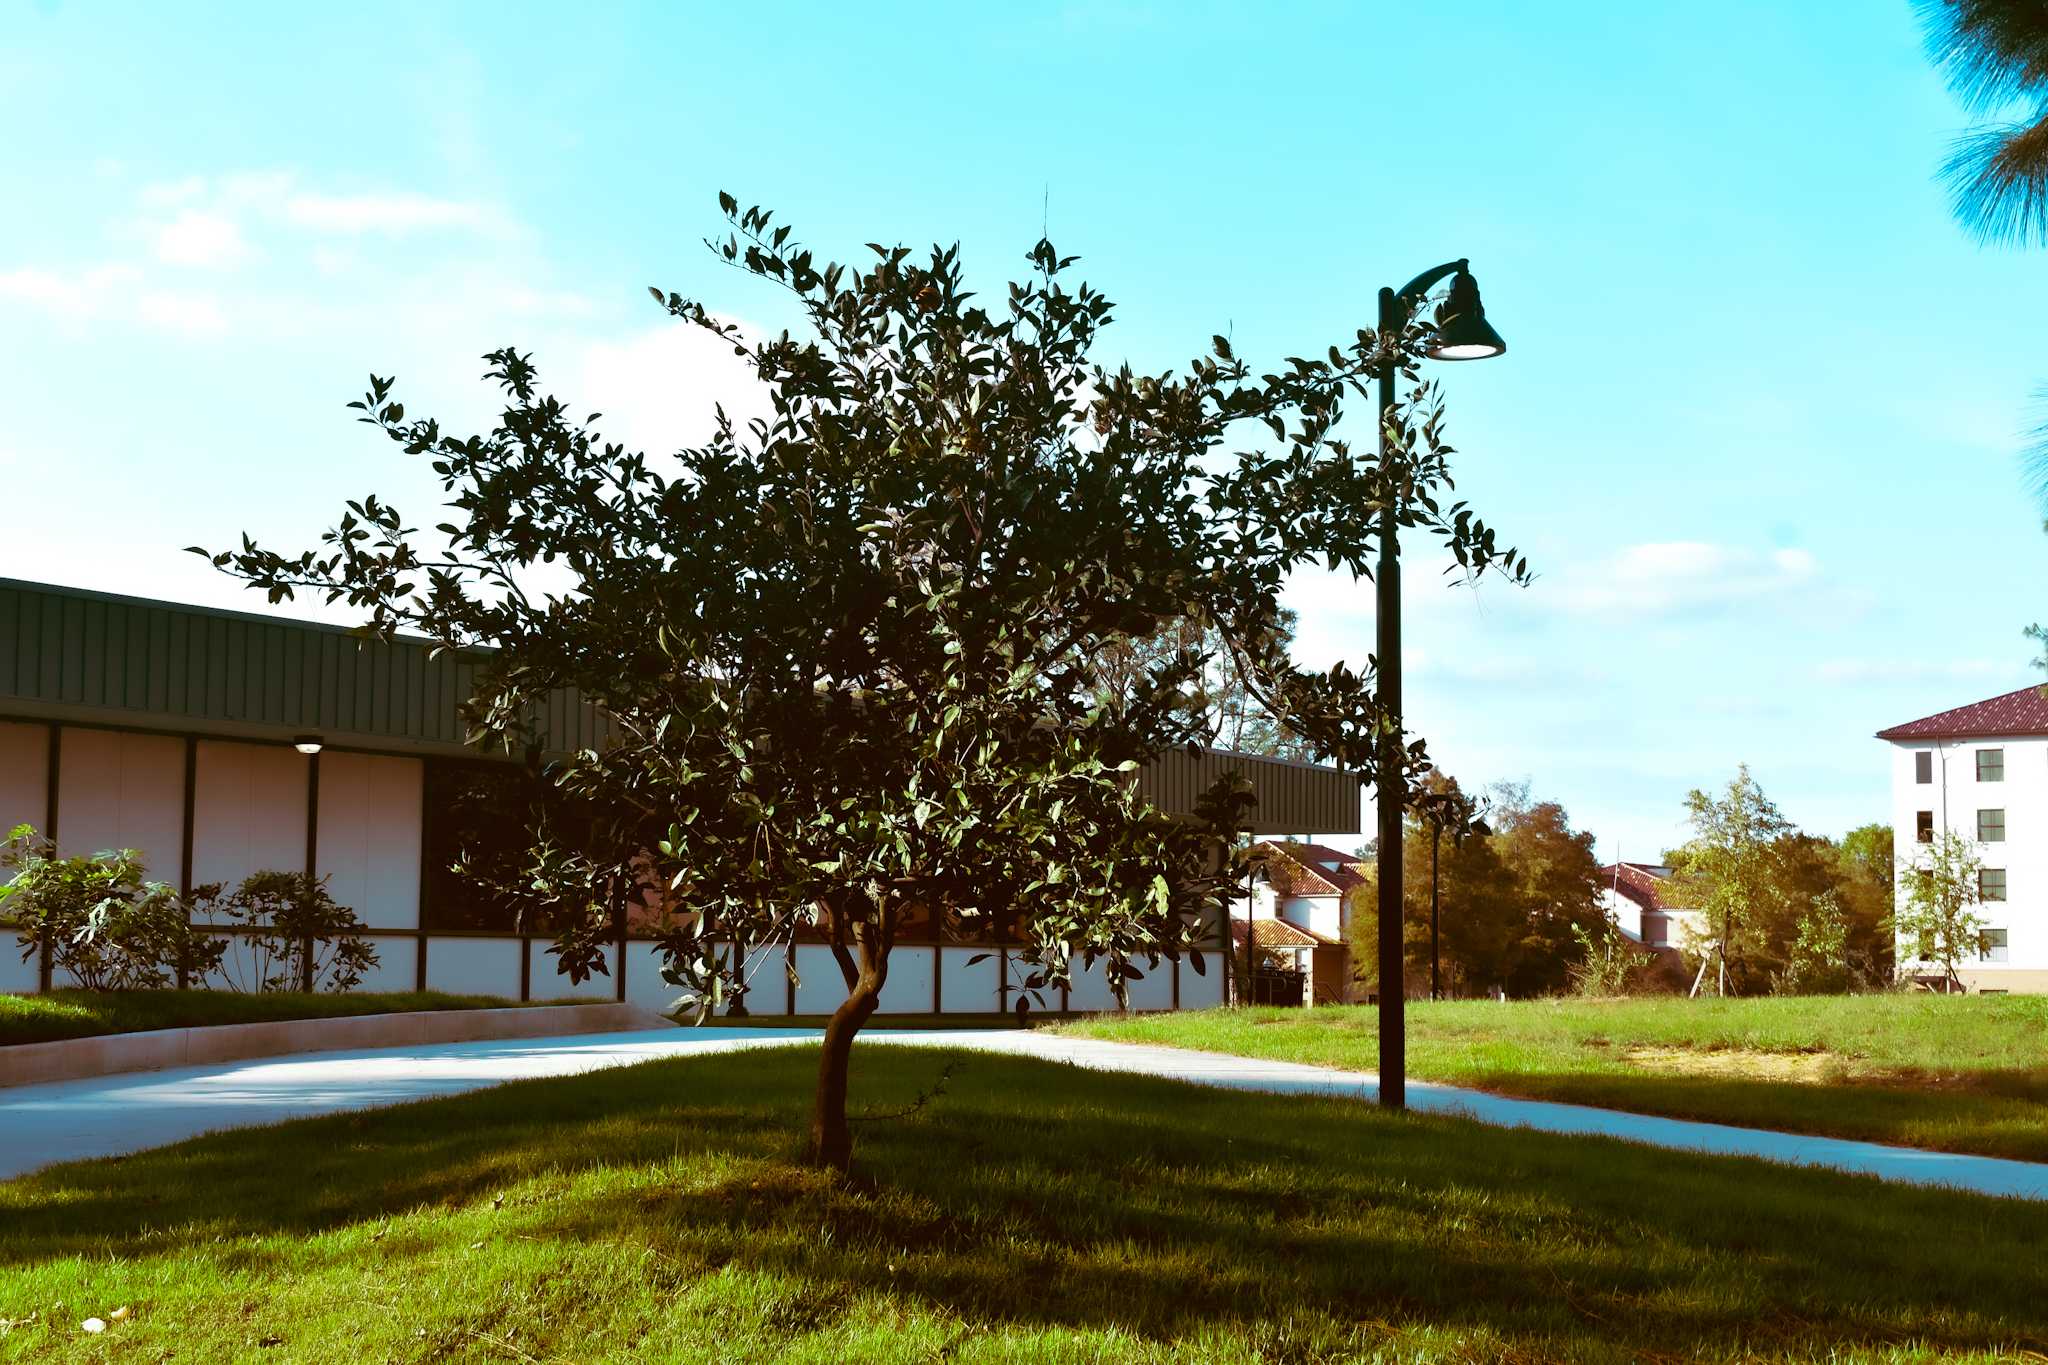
[808,919,889,1173]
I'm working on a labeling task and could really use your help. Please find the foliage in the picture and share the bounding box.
[197,198,1526,1168]
[193,871,379,993]
[1091,609,1314,759]
[1567,916,1659,998]
[1772,890,1856,996]
[1919,0,2048,246]
[1348,776,1602,998]
[1668,765,1795,995]
[0,825,224,992]
[1897,830,1989,994]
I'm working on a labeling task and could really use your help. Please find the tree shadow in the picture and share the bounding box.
[5,1045,2047,1358]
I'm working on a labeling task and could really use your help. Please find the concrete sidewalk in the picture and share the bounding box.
[5,1025,2045,1201]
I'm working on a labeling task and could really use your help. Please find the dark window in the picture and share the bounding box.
[1915,752,1932,784]
[1916,811,1933,843]
[1979,868,2008,902]
[420,759,557,933]
[1978,809,2006,842]
[1977,749,2004,782]
[1980,928,2009,963]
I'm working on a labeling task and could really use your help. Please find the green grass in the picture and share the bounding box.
[1056,996,2048,1162]
[0,990,577,1047]
[4,1044,2047,1362]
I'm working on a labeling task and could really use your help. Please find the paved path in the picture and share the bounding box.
[5,1027,2045,1201]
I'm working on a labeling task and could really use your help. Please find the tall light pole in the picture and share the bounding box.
[1374,260,1504,1109]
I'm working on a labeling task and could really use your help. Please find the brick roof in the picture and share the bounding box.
[1876,684,2048,742]
[1255,840,1369,897]
[1599,861,1675,913]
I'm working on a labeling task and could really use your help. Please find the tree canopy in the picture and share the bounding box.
[199,198,1526,1168]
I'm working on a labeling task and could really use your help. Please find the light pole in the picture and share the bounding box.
[1374,260,1504,1109]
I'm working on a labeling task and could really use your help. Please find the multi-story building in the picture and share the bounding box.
[1878,684,2048,993]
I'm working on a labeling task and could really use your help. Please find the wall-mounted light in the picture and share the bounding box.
[293,735,324,755]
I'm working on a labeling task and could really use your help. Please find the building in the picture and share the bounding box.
[1231,839,1365,1004]
[0,577,1362,1013]
[1878,684,2048,993]
[1595,861,1694,984]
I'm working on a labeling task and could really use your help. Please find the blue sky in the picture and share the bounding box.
[4,2,2045,861]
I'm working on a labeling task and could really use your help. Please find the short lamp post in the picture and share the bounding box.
[1373,260,1505,1110]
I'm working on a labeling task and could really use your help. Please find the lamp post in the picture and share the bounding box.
[1373,260,1504,1109]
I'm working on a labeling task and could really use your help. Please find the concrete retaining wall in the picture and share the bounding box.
[0,1001,672,1089]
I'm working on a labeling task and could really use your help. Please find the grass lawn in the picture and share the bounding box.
[3,1044,2046,1362]
[1056,995,2048,1163]
[0,990,577,1047]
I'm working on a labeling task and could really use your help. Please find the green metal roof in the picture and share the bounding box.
[0,577,1358,833]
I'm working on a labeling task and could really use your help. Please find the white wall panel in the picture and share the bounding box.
[1124,956,1176,1011]
[0,945,38,993]
[621,940,678,1014]
[1067,954,1120,1012]
[734,942,789,1015]
[938,945,1000,1014]
[531,939,617,1000]
[792,944,848,1014]
[875,945,935,1014]
[192,740,308,906]
[1179,955,1227,1009]
[425,935,522,997]
[0,721,49,838]
[56,728,187,883]
[316,752,423,930]
[346,935,422,994]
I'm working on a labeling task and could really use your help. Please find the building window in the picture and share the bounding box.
[1978,809,2006,842]
[1915,751,1932,784]
[1979,868,2007,902]
[1976,749,2004,782]
[1916,811,1933,843]
[1980,928,2009,963]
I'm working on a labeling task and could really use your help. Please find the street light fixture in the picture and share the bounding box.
[293,735,324,755]
[1374,259,1504,1110]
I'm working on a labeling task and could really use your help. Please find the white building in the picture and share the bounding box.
[1230,840,1363,1004]
[1879,685,2048,993]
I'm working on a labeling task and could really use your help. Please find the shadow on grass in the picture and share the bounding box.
[5,1045,2048,1359]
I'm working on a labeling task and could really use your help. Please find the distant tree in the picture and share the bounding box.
[1773,890,1856,995]
[1669,765,1794,995]
[1091,609,1314,759]
[200,198,1527,1170]
[1897,831,1989,993]
[1835,822,1898,982]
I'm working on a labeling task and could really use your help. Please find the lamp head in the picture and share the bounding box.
[293,735,324,756]
[1427,267,1506,361]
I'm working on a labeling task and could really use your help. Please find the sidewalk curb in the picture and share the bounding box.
[0,1003,674,1089]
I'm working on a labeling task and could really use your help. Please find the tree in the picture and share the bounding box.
[1918,2,2048,640]
[1092,609,1314,759]
[1668,765,1794,995]
[1484,785,1606,997]
[1897,830,1990,993]
[199,199,1526,1170]
[1834,822,1898,983]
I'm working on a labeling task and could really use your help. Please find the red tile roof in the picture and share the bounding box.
[1877,685,2048,741]
[1255,840,1370,897]
[1231,917,1341,950]
[1598,862,1675,913]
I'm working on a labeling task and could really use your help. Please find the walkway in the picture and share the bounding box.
[5,1026,2045,1201]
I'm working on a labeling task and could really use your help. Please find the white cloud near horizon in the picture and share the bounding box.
[283,190,505,236]
[1543,540,1820,619]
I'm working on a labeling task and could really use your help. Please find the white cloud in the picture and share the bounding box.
[153,209,248,268]
[0,264,143,323]
[1544,540,1820,618]
[284,191,501,235]
[1814,658,2015,685]
[134,288,228,338]
[571,320,773,457]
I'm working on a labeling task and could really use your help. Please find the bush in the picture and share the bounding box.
[194,871,379,993]
[1772,891,1857,995]
[1,824,226,991]
[1567,917,1659,998]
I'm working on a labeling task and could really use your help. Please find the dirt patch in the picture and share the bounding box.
[1620,1046,1845,1085]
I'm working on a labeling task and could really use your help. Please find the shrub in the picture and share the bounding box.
[1,824,226,991]
[1567,917,1658,998]
[1772,891,1857,995]
[195,871,378,993]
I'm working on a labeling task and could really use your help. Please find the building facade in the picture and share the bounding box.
[1879,685,2048,993]
[1,577,1362,1013]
